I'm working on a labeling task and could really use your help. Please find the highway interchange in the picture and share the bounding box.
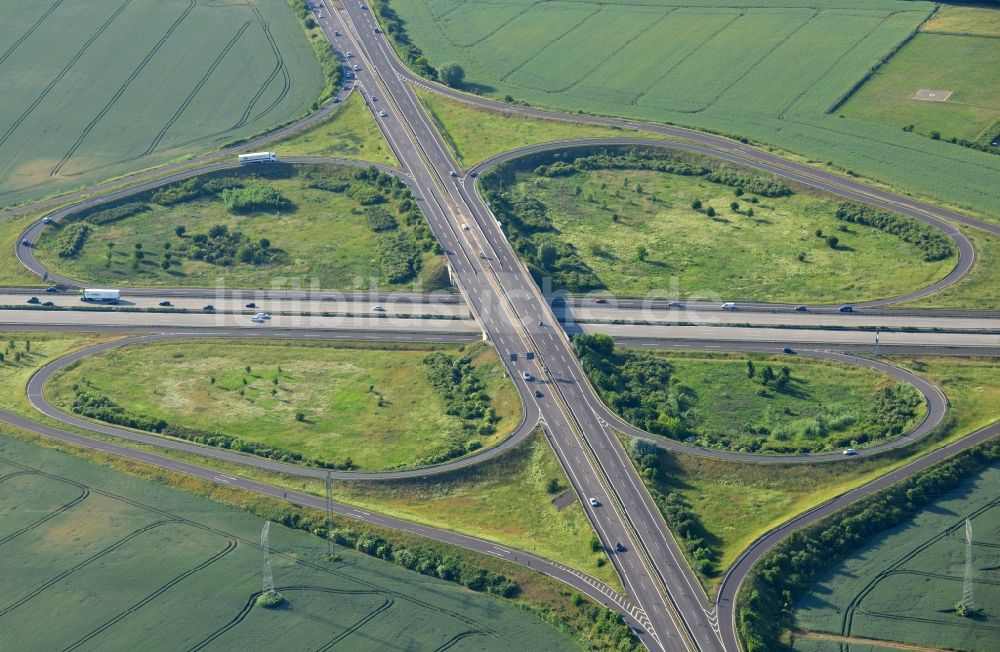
[3,2,999,650]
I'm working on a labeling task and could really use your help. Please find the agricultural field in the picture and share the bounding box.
[0,434,579,652]
[415,86,662,167]
[839,31,1000,143]
[271,91,399,166]
[46,339,520,472]
[577,338,925,454]
[389,0,1000,220]
[792,463,1000,652]
[632,354,1000,590]
[489,150,953,302]
[0,0,323,209]
[33,163,448,291]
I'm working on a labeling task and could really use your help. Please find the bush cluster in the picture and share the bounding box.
[220,182,290,214]
[737,436,1000,652]
[835,202,953,262]
[330,526,518,596]
[704,168,791,197]
[73,201,149,225]
[376,232,419,283]
[151,179,207,205]
[423,352,498,434]
[181,224,279,266]
[72,388,167,432]
[365,206,398,232]
[55,223,91,258]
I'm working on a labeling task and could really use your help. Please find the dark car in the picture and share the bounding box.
[159,301,172,307]
[245,302,256,308]
[666,301,683,308]
[594,298,608,304]
[794,305,807,312]
[534,389,543,398]
[203,305,214,312]
[45,286,60,293]
[26,296,40,304]
[469,171,478,177]
[839,305,854,313]
[783,347,795,354]
[614,541,626,552]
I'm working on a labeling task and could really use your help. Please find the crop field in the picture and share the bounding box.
[0,0,323,209]
[391,0,1000,220]
[500,163,952,302]
[840,31,1000,142]
[0,434,577,651]
[46,339,519,472]
[34,163,447,291]
[793,463,1000,652]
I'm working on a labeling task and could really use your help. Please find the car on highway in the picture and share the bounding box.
[843,448,857,456]
[353,64,360,71]
[469,171,478,177]
[45,287,60,293]
[42,216,53,224]
[251,315,267,323]
[202,305,214,311]
[373,26,380,33]
[614,541,626,552]
[449,170,458,177]
[245,302,256,308]
[534,388,543,398]
[461,223,470,231]
[666,301,682,308]
[839,305,854,313]
[334,30,341,36]
[378,110,387,117]
[371,305,385,311]
[783,347,795,354]
[522,371,533,381]
[722,302,736,310]
[20,238,30,246]
[794,305,808,312]
[26,296,40,304]
[159,301,172,307]
[371,95,377,101]
[346,51,353,57]
[594,298,607,304]
[589,497,600,507]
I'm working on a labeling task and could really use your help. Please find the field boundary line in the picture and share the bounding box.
[0,0,65,68]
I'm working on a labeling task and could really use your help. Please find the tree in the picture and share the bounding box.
[746,360,755,379]
[636,245,648,262]
[438,62,465,88]
[691,198,702,210]
[705,207,716,217]
[259,238,270,249]
[815,228,823,237]
[538,242,558,269]
[161,258,170,270]
[545,478,560,494]
[175,225,186,238]
[746,207,754,218]
[730,201,740,211]
[761,365,775,386]
[826,235,839,249]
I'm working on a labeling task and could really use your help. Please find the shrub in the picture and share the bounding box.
[56,223,91,258]
[73,201,149,225]
[220,182,289,214]
[438,62,465,88]
[151,179,205,205]
[376,232,419,283]
[365,206,398,232]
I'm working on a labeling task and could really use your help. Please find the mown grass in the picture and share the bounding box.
[640,354,1000,594]
[792,464,1000,651]
[389,0,1000,222]
[45,339,520,472]
[922,3,1000,37]
[0,212,47,286]
[508,166,952,302]
[839,32,1000,142]
[271,91,398,166]
[0,0,323,209]
[0,432,584,652]
[415,86,663,168]
[34,164,445,290]
[332,429,623,592]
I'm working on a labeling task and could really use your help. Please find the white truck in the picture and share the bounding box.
[238,151,277,164]
[80,289,121,304]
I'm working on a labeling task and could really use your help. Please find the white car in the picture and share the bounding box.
[42,216,53,224]
[843,448,857,456]
[522,371,533,381]
[589,497,600,507]
[353,64,360,71]
[251,315,266,323]
[378,110,387,117]
[254,312,271,320]
[346,51,353,58]
[462,224,470,231]
[371,305,385,312]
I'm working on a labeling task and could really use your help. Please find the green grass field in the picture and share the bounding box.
[34,163,446,290]
[415,86,662,167]
[503,164,952,302]
[923,3,1000,38]
[332,429,623,591]
[0,0,323,209]
[271,91,399,166]
[388,0,1000,221]
[0,211,48,286]
[659,351,924,453]
[46,339,520,472]
[0,433,579,651]
[639,354,1000,592]
[792,463,1000,652]
[840,32,1000,142]
[904,223,1000,309]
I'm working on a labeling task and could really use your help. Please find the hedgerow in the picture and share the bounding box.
[835,202,953,261]
[220,182,290,214]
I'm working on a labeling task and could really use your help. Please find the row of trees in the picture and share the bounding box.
[835,201,953,261]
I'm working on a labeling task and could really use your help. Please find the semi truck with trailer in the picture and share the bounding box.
[238,152,277,164]
[79,289,121,304]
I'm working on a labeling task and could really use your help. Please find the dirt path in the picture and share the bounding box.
[796,630,956,652]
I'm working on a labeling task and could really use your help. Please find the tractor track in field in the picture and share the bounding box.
[0,0,66,69]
